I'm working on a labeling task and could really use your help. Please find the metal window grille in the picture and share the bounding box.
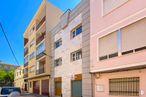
[109,77,139,96]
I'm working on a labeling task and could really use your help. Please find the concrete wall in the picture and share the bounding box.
[81,0,93,97]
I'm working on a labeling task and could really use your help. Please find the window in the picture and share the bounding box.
[19,71,21,75]
[55,39,62,49]
[24,56,28,64]
[54,58,62,67]
[32,26,35,31]
[29,52,35,60]
[29,82,32,88]
[30,39,35,47]
[71,24,82,38]
[99,31,118,61]
[24,48,28,54]
[36,42,45,55]
[121,18,146,54]
[71,50,82,61]
[109,77,140,96]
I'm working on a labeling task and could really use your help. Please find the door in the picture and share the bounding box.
[71,80,82,97]
[42,79,49,96]
[55,81,62,96]
[33,81,40,94]
[24,83,27,91]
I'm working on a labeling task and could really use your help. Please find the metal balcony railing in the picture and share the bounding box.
[24,49,28,56]
[24,73,28,78]
[24,38,28,46]
[36,51,45,60]
[36,16,46,31]
[36,67,45,75]
[36,32,46,45]
[24,62,28,67]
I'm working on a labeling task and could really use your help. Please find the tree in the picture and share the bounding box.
[0,69,14,86]
[0,69,6,82]
[4,70,15,84]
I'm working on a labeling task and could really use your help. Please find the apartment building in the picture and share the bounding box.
[14,66,24,91]
[90,0,146,97]
[50,0,92,97]
[51,10,82,97]
[0,63,17,70]
[23,0,63,96]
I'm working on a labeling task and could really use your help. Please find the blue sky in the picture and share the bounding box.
[0,0,81,65]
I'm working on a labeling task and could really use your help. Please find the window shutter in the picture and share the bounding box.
[121,18,146,52]
[99,31,118,57]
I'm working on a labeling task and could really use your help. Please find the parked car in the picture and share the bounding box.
[0,87,21,97]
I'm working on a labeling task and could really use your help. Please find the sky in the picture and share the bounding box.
[0,0,81,65]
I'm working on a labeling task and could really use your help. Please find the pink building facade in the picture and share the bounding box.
[90,0,146,97]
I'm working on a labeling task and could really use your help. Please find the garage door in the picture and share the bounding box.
[42,79,49,96]
[55,81,62,96]
[71,80,82,97]
[33,81,40,94]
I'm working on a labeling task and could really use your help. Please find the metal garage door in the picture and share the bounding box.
[71,80,82,97]
[33,81,40,95]
[42,79,49,96]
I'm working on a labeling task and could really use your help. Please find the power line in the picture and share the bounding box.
[0,22,19,66]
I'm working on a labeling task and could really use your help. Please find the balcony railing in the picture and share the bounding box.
[24,38,28,46]
[36,32,46,45]
[36,16,46,31]
[36,51,45,60]
[24,73,28,78]
[24,49,28,56]
[36,67,45,75]
[24,62,28,67]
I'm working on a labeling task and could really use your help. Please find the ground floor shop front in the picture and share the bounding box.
[27,76,50,96]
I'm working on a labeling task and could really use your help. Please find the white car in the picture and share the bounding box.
[0,87,21,97]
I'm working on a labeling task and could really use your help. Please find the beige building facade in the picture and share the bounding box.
[23,0,62,96]
[14,66,24,90]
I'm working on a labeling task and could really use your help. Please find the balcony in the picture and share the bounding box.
[36,58,45,75]
[36,67,45,75]
[24,72,28,78]
[36,51,46,60]
[24,38,28,46]
[24,62,28,67]
[24,48,28,56]
[36,16,46,31]
[36,32,46,45]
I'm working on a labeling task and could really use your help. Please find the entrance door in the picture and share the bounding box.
[55,81,62,96]
[42,79,49,96]
[24,83,27,91]
[33,81,40,94]
[71,80,82,97]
